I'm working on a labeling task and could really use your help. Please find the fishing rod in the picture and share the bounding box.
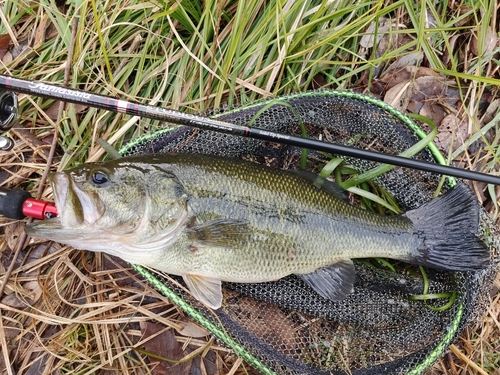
[1,74,500,186]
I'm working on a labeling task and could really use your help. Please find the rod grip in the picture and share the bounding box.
[0,187,31,219]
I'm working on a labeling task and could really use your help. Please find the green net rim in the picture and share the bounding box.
[120,90,461,375]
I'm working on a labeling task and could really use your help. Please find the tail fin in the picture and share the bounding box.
[405,184,490,271]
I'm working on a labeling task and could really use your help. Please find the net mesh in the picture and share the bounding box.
[121,91,499,375]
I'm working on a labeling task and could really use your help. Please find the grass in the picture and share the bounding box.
[1,0,499,374]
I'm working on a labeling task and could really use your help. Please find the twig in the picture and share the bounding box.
[449,344,489,375]
[226,357,244,375]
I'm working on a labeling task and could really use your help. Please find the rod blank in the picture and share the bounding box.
[1,74,499,185]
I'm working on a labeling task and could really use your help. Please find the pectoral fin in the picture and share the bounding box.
[183,274,223,309]
[187,219,250,247]
[298,259,355,301]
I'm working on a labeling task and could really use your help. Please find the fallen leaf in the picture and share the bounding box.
[5,221,26,251]
[310,73,328,89]
[482,98,500,124]
[24,243,58,267]
[443,34,460,65]
[359,18,408,67]
[34,14,48,48]
[360,18,392,49]
[1,292,27,308]
[11,38,30,60]
[424,6,437,28]
[23,356,46,375]
[379,66,440,89]
[140,321,191,375]
[412,76,448,100]
[385,51,424,73]
[383,72,456,123]
[175,320,209,338]
[471,26,498,56]
[44,101,88,120]
[0,280,42,308]
[231,297,297,353]
[434,113,469,153]
[190,353,220,375]
[43,100,64,120]
[0,34,11,60]
[420,101,447,126]
[453,5,474,27]
[10,128,53,162]
[2,51,13,64]
[383,81,411,110]
[23,280,43,303]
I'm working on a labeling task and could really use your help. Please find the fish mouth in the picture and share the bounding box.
[51,172,70,225]
[26,172,103,238]
[25,172,79,238]
[51,172,85,228]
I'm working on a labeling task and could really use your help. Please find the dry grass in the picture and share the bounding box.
[1,0,500,374]
[0,238,242,374]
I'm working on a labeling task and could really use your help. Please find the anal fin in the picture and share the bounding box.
[298,259,355,301]
[183,274,223,309]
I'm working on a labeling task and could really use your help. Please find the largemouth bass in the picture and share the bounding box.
[26,154,489,309]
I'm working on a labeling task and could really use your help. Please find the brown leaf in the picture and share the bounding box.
[175,320,209,338]
[482,98,500,124]
[44,101,88,120]
[140,321,192,375]
[0,280,42,308]
[379,66,440,89]
[0,34,10,60]
[189,350,220,375]
[434,114,469,153]
[359,18,391,49]
[23,280,43,303]
[419,101,447,127]
[11,38,30,60]
[23,356,47,375]
[471,26,498,56]
[5,221,26,251]
[34,14,48,48]
[443,34,460,65]
[2,51,13,64]
[10,127,53,162]
[385,52,423,73]
[412,76,450,102]
[1,292,28,308]
[233,297,297,353]
[383,81,411,110]
[44,101,64,120]
[383,73,455,122]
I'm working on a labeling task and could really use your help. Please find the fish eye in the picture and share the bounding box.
[91,171,109,186]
